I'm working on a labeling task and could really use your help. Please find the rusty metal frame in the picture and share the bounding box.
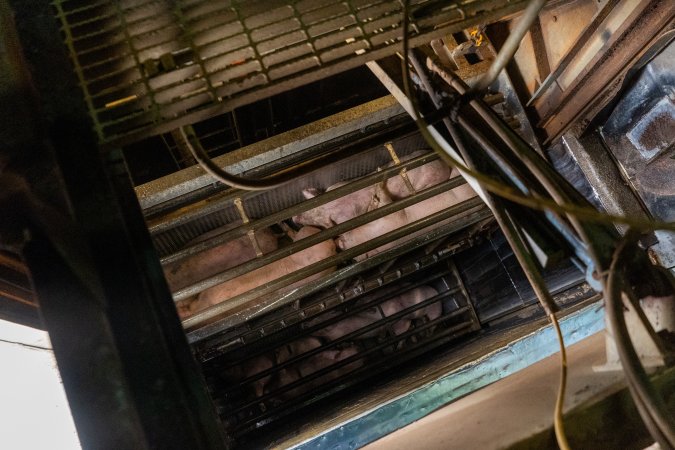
[535,0,675,142]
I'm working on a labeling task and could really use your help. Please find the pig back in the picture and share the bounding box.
[385,150,452,199]
[164,224,278,291]
[187,226,337,317]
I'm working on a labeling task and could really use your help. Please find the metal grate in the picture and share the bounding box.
[53,0,530,145]
[201,255,481,437]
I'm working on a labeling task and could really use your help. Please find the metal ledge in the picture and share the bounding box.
[272,299,605,450]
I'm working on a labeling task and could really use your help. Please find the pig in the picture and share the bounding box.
[335,179,476,261]
[362,285,442,336]
[391,285,442,328]
[311,308,383,341]
[335,183,408,262]
[293,150,453,229]
[385,150,452,199]
[272,338,363,399]
[163,223,278,291]
[312,286,442,341]
[292,182,378,229]
[222,353,275,398]
[181,226,337,318]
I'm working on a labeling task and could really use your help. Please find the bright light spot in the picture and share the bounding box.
[0,320,81,450]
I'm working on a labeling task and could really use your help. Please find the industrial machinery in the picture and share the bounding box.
[1,0,673,449]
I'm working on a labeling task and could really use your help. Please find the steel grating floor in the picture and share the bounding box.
[53,0,530,145]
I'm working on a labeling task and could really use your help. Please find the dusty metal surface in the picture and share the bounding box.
[601,41,675,223]
[600,39,675,270]
[148,128,424,257]
[555,132,652,235]
[135,95,404,211]
[534,0,675,142]
[53,0,532,146]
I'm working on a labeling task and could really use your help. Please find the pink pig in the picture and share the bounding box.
[180,226,336,318]
[164,223,278,292]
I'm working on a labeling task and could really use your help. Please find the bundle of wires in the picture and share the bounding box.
[399,0,675,448]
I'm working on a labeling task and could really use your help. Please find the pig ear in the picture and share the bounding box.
[302,187,320,199]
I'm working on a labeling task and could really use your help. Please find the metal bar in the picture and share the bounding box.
[181,193,480,316]
[23,234,149,450]
[234,304,473,412]
[213,270,452,367]
[186,205,491,343]
[448,258,481,327]
[527,0,621,105]
[538,0,675,141]
[57,0,532,147]
[158,151,442,264]
[137,96,406,212]
[0,277,35,305]
[0,251,27,274]
[426,58,594,261]
[233,317,476,431]
[471,0,547,93]
[221,284,461,391]
[195,233,482,360]
[173,176,469,301]
[529,15,551,81]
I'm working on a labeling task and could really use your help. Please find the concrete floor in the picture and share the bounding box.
[364,331,625,450]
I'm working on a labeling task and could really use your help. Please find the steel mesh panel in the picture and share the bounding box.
[53,0,528,144]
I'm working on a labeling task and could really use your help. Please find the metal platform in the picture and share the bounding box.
[53,0,531,145]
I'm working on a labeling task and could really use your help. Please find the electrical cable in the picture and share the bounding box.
[399,2,675,448]
[401,3,573,448]
[605,232,675,449]
[179,126,339,191]
[398,2,675,234]
[550,312,572,450]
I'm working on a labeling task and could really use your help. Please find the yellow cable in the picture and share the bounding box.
[550,312,572,450]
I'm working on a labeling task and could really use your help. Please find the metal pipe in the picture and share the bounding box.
[184,201,490,336]
[470,0,547,94]
[159,152,442,264]
[181,125,322,190]
[234,304,473,413]
[193,224,484,348]
[234,318,475,431]
[172,176,467,301]
[224,286,461,393]
[427,58,592,264]
[443,106,558,315]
